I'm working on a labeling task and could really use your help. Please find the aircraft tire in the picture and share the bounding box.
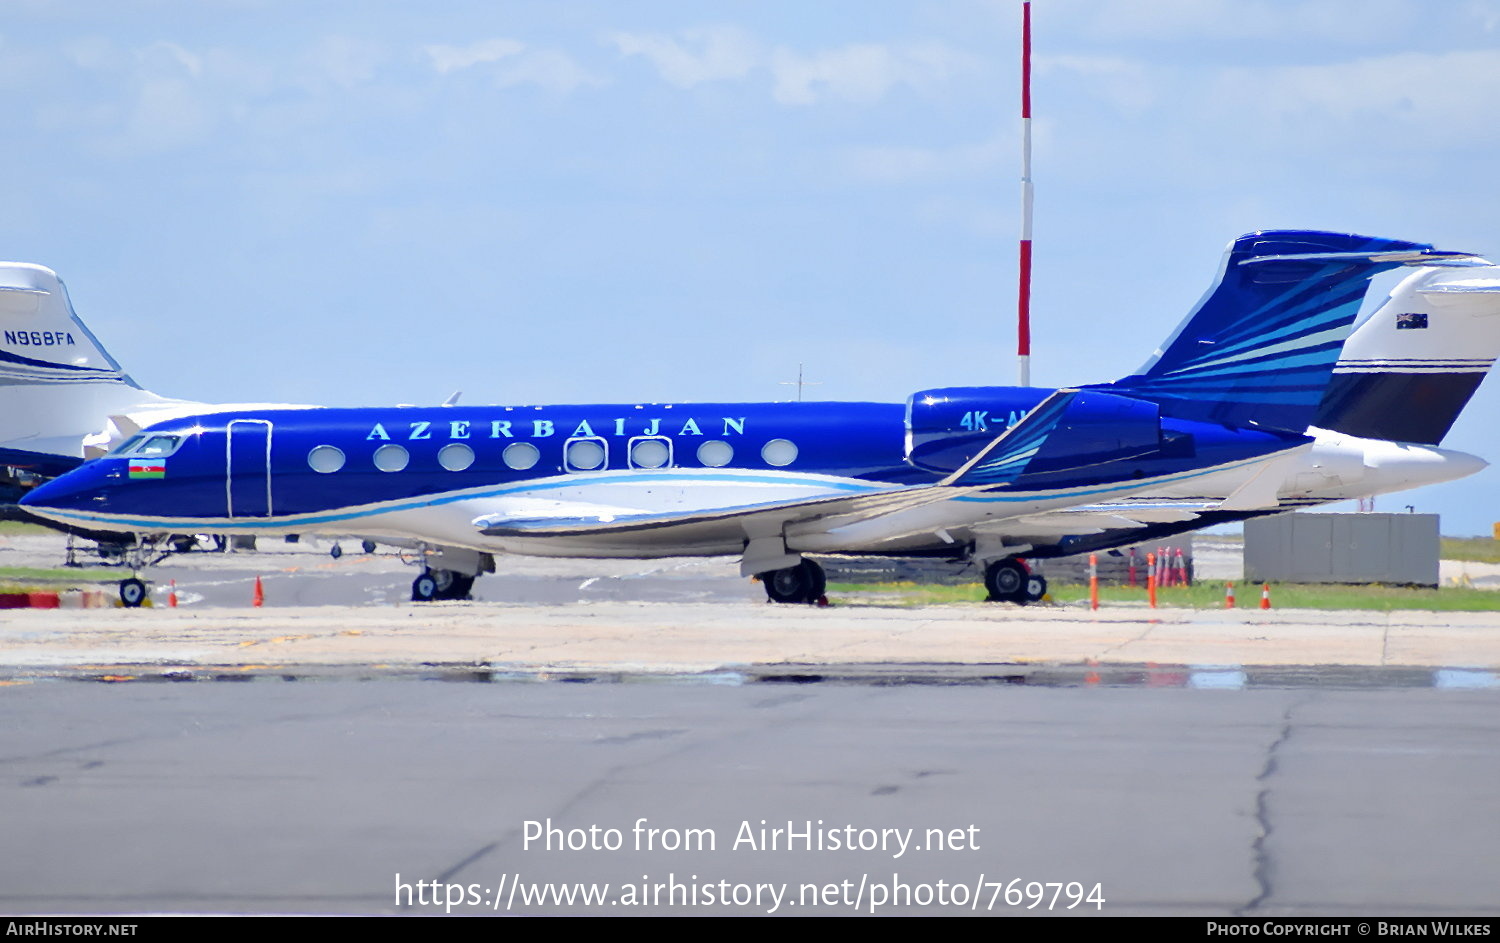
[411,571,439,602]
[119,578,147,608]
[983,559,1028,603]
[1024,573,1047,603]
[330,543,343,559]
[802,558,826,602]
[761,559,822,604]
[439,573,475,601]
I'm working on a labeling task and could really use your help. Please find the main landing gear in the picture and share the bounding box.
[757,558,827,605]
[410,568,475,602]
[984,558,1046,605]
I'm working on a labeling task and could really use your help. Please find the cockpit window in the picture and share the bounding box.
[137,435,182,457]
[114,434,184,458]
[108,435,146,456]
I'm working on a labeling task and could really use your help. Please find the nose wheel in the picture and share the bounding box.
[118,578,148,608]
[758,558,827,604]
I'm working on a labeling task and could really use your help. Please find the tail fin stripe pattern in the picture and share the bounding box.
[1163,333,1349,378]
[1098,231,1466,434]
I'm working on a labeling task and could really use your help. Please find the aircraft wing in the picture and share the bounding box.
[473,392,1086,544]
[473,481,955,540]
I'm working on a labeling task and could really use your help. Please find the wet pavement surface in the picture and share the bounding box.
[4,531,1500,916]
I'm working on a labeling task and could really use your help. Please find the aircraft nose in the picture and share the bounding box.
[19,475,69,509]
[18,467,103,519]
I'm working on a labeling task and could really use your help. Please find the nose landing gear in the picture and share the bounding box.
[118,577,148,608]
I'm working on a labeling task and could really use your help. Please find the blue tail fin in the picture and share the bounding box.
[1098,231,1473,434]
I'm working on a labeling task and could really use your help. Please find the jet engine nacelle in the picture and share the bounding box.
[906,385,1308,492]
[906,386,1166,478]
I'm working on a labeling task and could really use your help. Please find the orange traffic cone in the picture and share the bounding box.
[1224,582,1235,609]
[1146,552,1157,608]
[168,580,178,608]
[253,576,264,607]
[1088,553,1099,611]
[1260,583,1271,610]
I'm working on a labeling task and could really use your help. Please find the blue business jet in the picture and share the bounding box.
[17,231,1484,606]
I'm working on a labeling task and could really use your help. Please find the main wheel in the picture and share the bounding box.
[329,543,343,559]
[411,571,438,602]
[1024,573,1047,603]
[760,558,824,604]
[802,558,826,602]
[429,569,475,601]
[119,578,147,608]
[441,573,475,600]
[983,559,1027,602]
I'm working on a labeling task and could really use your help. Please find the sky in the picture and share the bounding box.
[3,0,1500,533]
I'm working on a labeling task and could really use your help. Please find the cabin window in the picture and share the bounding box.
[373,444,409,472]
[503,442,540,470]
[438,443,475,472]
[565,438,606,471]
[761,438,798,467]
[629,437,670,469]
[697,440,733,467]
[307,445,345,473]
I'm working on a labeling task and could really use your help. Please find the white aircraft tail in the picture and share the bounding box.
[1313,261,1500,445]
[0,263,193,475]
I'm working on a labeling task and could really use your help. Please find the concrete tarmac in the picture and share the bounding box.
[5,536,1500,917]
[4,600,1500,679]
[2,680,1498,916]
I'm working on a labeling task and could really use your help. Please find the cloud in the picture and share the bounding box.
[1057,0,1425,45]
[1037,54,1157,111]
[423,38,524,74]
[311,35,385,88]
[844,133,1010,184]
[608,25,757,87]
[1203,49,1500,152]
[608,27,978,106]
[425,37,600,93]
[493,48,603,94]
[139,40,202,78]
[769,41,978,105]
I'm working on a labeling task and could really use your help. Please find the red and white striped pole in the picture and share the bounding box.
[1017,0,1033,387]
